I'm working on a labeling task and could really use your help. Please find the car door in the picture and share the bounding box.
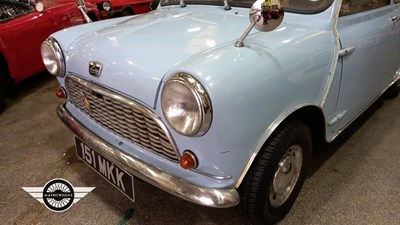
[333,0,400,131]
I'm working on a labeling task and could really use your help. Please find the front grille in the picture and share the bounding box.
[66,75,179,162]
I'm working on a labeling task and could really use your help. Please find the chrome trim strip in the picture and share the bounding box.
[320,0,342,108]
[190,168,232,180]
[328,77,400,142]
[234,103,316,188]
[57,102,240,208]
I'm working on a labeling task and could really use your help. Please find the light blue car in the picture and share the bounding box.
[41,0,400,224]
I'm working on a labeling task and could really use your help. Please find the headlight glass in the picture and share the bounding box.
[161,73,212,136]
[40,37,65,77]
[102,2,111,11]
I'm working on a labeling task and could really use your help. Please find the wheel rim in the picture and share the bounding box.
[269,145,303,207]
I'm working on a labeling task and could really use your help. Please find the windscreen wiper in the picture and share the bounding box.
[179,0,231,10]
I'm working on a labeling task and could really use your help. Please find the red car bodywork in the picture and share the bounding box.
[0,0,99,84]
[89,0,152,19]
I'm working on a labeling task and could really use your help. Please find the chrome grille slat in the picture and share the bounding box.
[66,75,179,162]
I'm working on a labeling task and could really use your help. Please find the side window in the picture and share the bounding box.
[340,0,390,16]
[0,2,33,21]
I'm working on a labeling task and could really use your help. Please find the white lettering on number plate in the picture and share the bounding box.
[74,137,135,201]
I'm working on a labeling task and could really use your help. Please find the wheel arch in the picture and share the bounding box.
[0,52,13,86]
[121,6,134,15]
[236,105,326,189]
[287,106,326,146]
[0,51,12,109]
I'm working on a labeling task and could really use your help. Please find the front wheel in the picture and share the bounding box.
[240,119,312,225]
[122,8,134,17]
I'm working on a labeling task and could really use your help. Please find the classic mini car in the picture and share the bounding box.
[41,0,400,224]
[87,0,152,18]
[0,0,98,111]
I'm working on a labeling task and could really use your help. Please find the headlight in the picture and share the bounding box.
[41,37,65,77]
[161,73,212,136]
[102,1,111,11]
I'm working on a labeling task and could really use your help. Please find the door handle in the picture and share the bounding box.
[339,46,356,57]
[392,16,400,23]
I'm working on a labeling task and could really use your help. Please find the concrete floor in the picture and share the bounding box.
[1,72,399,225]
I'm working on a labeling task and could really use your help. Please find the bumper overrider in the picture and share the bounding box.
[57,102,240,208]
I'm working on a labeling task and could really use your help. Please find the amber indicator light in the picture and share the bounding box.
[180,151,198,169]
[56,87,66,98]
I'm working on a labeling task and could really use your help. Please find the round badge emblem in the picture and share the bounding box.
[42,178,75,212]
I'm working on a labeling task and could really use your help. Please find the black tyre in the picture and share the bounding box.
[384,80,400,99]
[0,67,6,113]
[122,8,134,16]
[240,119,312,225]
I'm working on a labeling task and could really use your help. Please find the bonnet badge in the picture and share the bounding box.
[89,61,103,77]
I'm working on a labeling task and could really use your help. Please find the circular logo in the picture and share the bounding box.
[42,178,75,212]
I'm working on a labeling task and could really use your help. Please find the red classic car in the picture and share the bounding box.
[89,0,152,19]
[0,0,99,111]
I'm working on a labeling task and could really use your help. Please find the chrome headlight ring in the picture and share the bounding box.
[102,1,111,11]
[40,37,65,77]
[161,73,212,137]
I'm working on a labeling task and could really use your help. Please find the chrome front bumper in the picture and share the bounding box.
[57,102,240,208]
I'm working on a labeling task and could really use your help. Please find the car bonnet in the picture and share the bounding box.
[64,5,253,108]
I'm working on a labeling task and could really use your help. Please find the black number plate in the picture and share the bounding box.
[75,137,135,201]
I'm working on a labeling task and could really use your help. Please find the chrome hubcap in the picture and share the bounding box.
[269,145,303,207]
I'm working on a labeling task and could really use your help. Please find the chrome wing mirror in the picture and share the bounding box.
[76,0,92,23]
[235,0,284,47]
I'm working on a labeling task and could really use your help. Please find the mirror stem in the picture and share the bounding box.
[224,0,231,10]
[78,5,92,23]
[180,0,186,7]
[234,15,260,48]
